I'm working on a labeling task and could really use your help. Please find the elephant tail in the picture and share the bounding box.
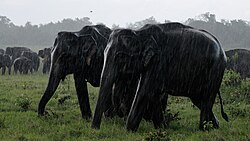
[218,91,229,122]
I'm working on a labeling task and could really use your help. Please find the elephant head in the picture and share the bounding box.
[0,49,4,54]
[5,47,13,56]
[0,53,12,75]
[92,27,161,129]
[38,47,52,74]
[38,25,111,120]
[21,51,40,72]
[22,59,33,74]
[6,47,31,64]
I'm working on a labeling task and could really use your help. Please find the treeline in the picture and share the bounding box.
[0,13,250,50]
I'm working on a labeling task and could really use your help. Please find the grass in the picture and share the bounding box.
[0,72,249,141]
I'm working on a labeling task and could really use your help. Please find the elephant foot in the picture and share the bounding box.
[126,116,141,132]
[38,110,49,118]
[200,120,218,131]
[211,114,219,129]
[153,121,167,129]
[199,111,220,131]
[81,111,92,121]
[38,108,45,116]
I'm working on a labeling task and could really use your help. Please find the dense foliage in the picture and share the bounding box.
[0,13,250,50]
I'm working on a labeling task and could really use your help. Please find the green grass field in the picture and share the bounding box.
[0,71,249,141]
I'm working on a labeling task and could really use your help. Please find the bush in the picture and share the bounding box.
[240,79,250,100]
[144,130,171,141]
[222,70,242,86]
[15,94,32,111]
[228,105,248,118]
[164,109,181,125]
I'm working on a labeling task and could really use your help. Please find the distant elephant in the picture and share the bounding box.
[38,47,51,74]
[0,54,12,75]
[92,23,229,131]
[21,51,40,72]
[225,49,250,79]
[0,48,4,54]
[13,56,33,74]
[38,24,112,119]
[5,47,31,64]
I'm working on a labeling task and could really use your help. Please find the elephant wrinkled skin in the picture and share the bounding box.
[92,23,229,131]
[225,49,250,79]
[0,53,12,75]
[38,24,112,119]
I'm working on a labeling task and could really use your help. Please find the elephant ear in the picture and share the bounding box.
[142,36,158,67]
[38,50,44,58]
[79,35,98,66]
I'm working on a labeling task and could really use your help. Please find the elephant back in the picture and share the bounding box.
[0,48,4,54]
[6,47,32,64]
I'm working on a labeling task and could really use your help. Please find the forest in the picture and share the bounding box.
[0,12,249,141]
[0,12,250,50]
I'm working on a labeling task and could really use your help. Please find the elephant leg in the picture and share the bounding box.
[14,67,17,74]
[73,73,92,120]
[126,91,147,131]
[42,64,46,74]
[8,66,11,75]
[2,66,6,75]
[30,68,33,74]
[151,99,165,129]
[191,95,218,130]
[38,74,61,116]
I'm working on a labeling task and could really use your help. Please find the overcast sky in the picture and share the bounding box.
[1,0,249,27]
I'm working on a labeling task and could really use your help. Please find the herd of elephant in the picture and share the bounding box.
[2,23,249,132]
[0,47,51,75]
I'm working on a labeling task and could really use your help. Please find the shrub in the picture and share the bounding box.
[222,70,242,86]
[164,109,181,125]
[202,121,214,131]
[240,79,250,101]
[15,94,32,111]
[228,105,248,118]
[144,130,171,141]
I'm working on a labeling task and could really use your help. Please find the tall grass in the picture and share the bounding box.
[0,71,249,141]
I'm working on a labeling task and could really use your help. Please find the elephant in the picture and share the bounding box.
[21,51,40,72]
[0,48,4,54]
[13,56,33,74]
[5,47,32,64]
[225,49,250,79]
[92,22,229,131]
[38,47,51,74]
[0,53,12,75]
[38,24,112,119]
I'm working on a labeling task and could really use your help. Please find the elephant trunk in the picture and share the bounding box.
[38,64,61,115]
[91,65,116,129]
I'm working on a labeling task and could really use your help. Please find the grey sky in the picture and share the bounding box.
[1,0,249,27]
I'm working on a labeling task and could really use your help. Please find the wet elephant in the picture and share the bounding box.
[13,56,33,74]
[21,51,40,72]
[5,47,31,64]
[0,53,12,75]
[38,24,112,119]
[38,47,51,74]
[92,23,229,131]
[0,48,4,54]
[225,49,250,79]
